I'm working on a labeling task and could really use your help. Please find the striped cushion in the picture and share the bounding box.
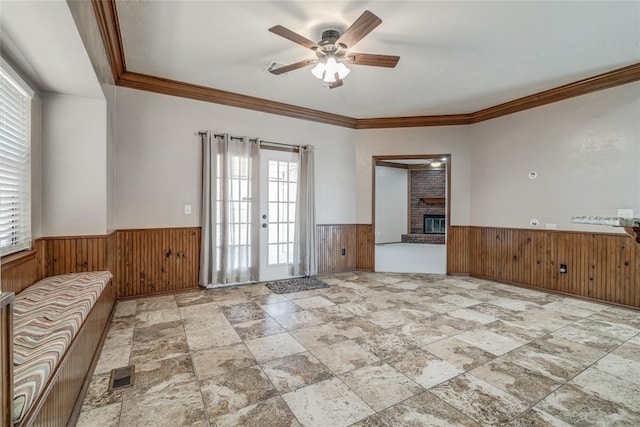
[12,271,112,424]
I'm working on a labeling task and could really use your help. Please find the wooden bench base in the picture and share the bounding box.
[17,280,116,427]
[1,293,15,426]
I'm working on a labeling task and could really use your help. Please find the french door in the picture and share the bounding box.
[259,150,298,281]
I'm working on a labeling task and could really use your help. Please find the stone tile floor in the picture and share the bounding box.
[78,272,640,426]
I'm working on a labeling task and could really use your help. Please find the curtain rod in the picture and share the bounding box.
[196,131,300,148]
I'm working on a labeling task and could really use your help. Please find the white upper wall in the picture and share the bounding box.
[67,0,118,233]
[470,81,640,233]
[0,0,103,100]
[354,126,471,225]
[375,166,407,243]
[114,87,357,229]
[1,1,111,237]
[41,93,107,236]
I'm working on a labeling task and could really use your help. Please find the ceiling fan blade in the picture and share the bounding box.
[268,25,318,50]
[328,73,343,89]
[347,53,400,68]
[270,59,317,75]
[335,10,382,49]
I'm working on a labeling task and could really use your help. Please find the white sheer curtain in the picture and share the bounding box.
[200,133,260,288]
[291,145,317,276]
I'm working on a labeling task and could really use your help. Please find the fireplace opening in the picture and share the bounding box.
[424,214,446,234]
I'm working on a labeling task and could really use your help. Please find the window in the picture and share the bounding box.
[216,154,253,270]
[0,59,32,256]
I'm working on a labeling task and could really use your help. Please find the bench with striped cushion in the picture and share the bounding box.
[12,271,113,425]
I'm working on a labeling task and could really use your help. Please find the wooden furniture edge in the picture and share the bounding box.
[452,224,632,238]
[624,227,640,244]
[1,293,14,427]
[1,249,37,271]
[67,287,118,426]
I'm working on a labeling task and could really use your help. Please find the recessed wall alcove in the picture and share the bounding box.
[402,168,446,244]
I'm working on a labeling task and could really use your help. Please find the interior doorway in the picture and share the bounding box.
[372,155,451,274]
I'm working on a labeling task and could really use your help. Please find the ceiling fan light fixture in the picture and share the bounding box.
[311,57,350,83]
[311,62,325,79]
[326,57,350,80]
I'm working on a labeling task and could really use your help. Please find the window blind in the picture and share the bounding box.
[0,64,31,256]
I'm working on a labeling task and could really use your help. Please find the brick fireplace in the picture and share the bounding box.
[401,168,446,244]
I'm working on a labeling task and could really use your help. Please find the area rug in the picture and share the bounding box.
[265,277,329,294]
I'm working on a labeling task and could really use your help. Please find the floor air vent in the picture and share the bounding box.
[109,365,135,391]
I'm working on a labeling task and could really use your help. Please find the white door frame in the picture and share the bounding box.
[259,149,299,281]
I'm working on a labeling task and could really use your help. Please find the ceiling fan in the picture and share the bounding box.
[268,10,400,88]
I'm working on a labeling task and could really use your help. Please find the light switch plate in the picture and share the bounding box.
[184,204,192,215]
[618,208,633,218]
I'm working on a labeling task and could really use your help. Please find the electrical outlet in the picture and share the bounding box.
[560,264,567,274]
[184,204,192,215]
[341,248,346,256]
[618,209,634,218]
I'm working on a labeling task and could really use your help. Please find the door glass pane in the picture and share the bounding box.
[269,182,278,201]
[279,203,288,222]
[288,243,294,264]
[288,203,296,221]
[268,244,278,265]
[268,202,278,223]
[278,243,288,264]
[289,183,297,201]
[267,159,297,266]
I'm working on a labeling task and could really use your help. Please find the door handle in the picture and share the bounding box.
[262,223,268,228]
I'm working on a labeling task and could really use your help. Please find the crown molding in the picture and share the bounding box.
[356,114,473,129]
[470,62,640,123]
[93,0,640,130]
[92,0,125,82]
[117,71,357,128]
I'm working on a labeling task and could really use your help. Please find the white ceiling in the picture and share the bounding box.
[116,1,640,118]
[0,0,104,99]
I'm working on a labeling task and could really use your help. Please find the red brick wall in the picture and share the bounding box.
[409,169,446,234]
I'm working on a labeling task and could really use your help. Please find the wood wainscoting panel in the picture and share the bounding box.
[44,236,107,277]
[356,224,373,271]
[1,240,45,295]
[115,227,201,298]
[447,226,470,274]
[316,225,357,273]
[452,226,639,308]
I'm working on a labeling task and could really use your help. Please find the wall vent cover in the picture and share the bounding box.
[264,61,289,76]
